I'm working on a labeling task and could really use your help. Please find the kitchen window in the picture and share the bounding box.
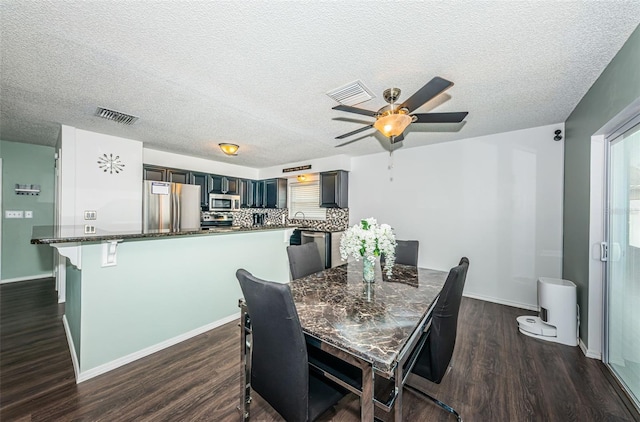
[288,179,326,220]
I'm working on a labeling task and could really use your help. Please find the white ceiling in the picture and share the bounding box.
[1,1,639,168]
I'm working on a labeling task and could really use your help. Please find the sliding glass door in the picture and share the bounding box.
[606,116,640,409]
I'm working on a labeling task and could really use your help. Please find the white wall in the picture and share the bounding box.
[259,154,351,180]
[143,148,259,180]
[60,126,143,231]
[349,124,564,309]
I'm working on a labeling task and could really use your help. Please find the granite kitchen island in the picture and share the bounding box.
[32,225,294,382]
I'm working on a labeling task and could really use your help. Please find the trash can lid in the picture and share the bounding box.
[538,277,576,288]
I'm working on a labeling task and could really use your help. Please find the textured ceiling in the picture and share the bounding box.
[1,1,639,168]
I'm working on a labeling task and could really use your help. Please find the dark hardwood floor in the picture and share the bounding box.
[1,278,637,421]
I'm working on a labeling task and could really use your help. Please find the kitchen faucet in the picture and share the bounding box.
[294,211,305,220]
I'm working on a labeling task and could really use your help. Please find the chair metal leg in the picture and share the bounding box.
[238,300,252,421]
[404,384,462,422]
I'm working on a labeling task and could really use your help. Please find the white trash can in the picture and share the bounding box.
[516,277,578,346]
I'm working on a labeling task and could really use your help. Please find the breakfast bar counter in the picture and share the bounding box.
[31,224,297,244]
[32,225,292,383]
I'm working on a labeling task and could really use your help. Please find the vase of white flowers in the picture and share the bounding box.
[340,218,397,282]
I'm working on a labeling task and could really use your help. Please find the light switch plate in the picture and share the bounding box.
[84,225,96,234]
[84,210,97,220]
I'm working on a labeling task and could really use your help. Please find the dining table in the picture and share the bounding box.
[238,260,448,421]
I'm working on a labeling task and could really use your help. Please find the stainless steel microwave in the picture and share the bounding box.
[209,194,240,212]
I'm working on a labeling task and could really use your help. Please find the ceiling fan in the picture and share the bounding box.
[332,76,468,144]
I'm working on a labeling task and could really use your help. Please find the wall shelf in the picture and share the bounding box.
[15,184,41,195]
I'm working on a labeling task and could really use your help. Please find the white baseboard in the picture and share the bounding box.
[64,312,240,383]
[62,315,81,380]
[462,292,538,311]
[579,338,602,360]
[0,273,54,284]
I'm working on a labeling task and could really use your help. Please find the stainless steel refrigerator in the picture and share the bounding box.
[143,181,201,232]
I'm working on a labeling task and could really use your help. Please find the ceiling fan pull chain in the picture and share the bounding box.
[388,144,394,182]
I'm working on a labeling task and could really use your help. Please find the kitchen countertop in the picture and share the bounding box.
[293,227,346,233]
[30,224,297,245]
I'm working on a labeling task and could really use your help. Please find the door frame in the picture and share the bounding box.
[602,113,640,411]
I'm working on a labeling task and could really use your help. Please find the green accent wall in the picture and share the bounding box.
[0,141,55,280]
[68,229,289,374]
[66,261,82,357]
[563,25,640,345]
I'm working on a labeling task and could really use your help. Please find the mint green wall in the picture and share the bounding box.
[563,25,640,345]
[0,141,55,280]
[73,230,289,373]
[66,261,82,357]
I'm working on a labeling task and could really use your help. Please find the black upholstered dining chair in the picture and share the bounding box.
[236,269,347,421]
[287,243,324,280]
[404,257,469,421]
[395,240,419,266]
[382,240,420,267]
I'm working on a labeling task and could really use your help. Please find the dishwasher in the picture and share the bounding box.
[301,231,331,269]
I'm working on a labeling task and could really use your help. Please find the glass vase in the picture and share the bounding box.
[363,258,375,283]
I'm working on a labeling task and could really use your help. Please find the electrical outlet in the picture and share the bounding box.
[24,211,33,218]
[84,225,96,234]
[84,210,97,220]
[5,210,24,219]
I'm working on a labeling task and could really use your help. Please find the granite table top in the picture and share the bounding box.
[30,224,296,245]
[289,261,448,376]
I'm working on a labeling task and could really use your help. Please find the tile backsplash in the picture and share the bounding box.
[234,208,349,232]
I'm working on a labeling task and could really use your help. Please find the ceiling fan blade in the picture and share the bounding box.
[335,124,374,139]
[391,132,404,144]
[412,112,469,123]
[332,104,377,117]
[399,77,453,113]
[335,138,362,147]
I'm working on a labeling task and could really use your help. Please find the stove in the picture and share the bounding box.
[201,211,233,228]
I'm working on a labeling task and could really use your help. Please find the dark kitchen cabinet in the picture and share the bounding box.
[252,180,265,208]
[251,179,286,209]
[191,172,211,210]
[320,170,348,208]
[167,169,190,184]
[143,166,191,184]
[211,175,239,195]
[240,179,255,208]
[143,166,167,182]
[264,178,287,209]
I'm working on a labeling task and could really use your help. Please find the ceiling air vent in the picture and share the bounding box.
[95,107,139,125]
[326,80,374,106]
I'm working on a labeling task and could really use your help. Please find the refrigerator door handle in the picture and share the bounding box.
[174,190,180,231]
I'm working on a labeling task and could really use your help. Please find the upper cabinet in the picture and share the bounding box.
[320,170,348,208]
[143,165,288,209]
[253,180,265,208]
[211,175,239,195]
[264,178,287,209]
[250,178,287,208]
[143,166,167,182]
[191,172,211,210]
[239,179,255,208]
[167,169,190,184]
[143,165,190,184]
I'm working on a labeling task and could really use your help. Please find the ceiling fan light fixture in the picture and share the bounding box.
[219,143,239,156]
[373,113,412,138]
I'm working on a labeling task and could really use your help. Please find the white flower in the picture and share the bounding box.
[340,218,397,276]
